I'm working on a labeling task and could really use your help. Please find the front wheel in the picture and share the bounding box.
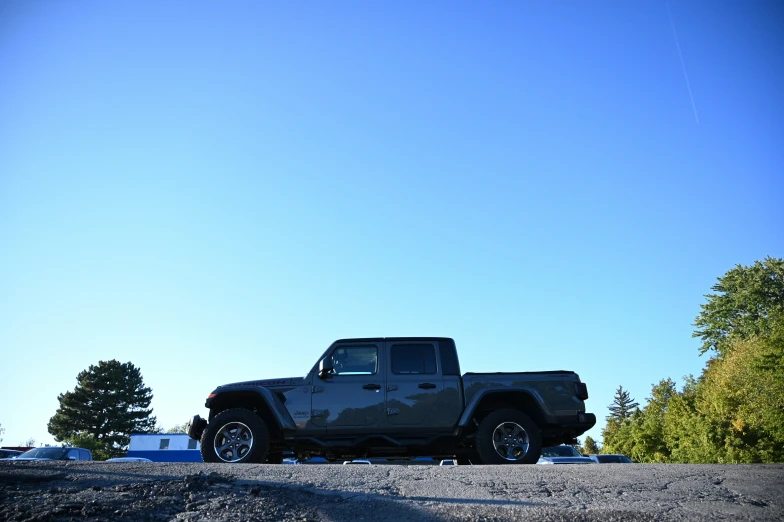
[200,408,270,464]
[475,409,541,464]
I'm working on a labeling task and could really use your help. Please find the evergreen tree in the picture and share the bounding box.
[48,360,157,457]
[607,385,639,422]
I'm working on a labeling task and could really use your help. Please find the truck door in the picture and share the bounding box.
[385,340,446,427]
[310,341,386,431]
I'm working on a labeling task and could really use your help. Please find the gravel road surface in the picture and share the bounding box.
[2,461,782,521]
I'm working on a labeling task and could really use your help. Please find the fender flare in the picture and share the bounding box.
[207,386,297,432]
[457,387,553,427]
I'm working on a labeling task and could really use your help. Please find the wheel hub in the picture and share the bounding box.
[214,421,253,463]
[492,421,530,461]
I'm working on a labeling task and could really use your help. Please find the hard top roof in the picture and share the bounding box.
[333,337,454,344]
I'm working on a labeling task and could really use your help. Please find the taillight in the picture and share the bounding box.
[576,382,589,400]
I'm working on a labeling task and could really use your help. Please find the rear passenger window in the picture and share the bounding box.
[391,344,437,374]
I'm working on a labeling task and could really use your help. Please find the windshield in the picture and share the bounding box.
[541,446,581,457]
[17,447,69,459]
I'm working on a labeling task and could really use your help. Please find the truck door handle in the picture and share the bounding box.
[362,384,381,390]
[418,383,437,389]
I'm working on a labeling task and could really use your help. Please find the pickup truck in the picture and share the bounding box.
[187,337,595,465]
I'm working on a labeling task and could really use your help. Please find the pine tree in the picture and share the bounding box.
[48,360,157,457]
[607,385,639,422]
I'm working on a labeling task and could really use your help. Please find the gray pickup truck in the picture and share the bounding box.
[187,337,595,465]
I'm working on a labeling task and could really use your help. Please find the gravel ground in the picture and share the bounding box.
[2,461,782,521]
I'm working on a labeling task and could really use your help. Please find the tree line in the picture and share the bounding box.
[592,257,784,463]
[5,258,780,462]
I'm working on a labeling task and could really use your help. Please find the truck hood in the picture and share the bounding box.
[216,376,307,389]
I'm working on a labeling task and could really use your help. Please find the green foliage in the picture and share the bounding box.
[164,423,189,434]
[631,379,676,463]
[583,436,600,455]
[693,319,784,463]
[48,360,157,458]
[607,386,639,422]
[599,258,784,464]
[662,376,718,463]
[693,256,784,356]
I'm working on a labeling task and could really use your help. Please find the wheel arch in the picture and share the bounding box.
[458,389,550,429]
[207,387,296,439]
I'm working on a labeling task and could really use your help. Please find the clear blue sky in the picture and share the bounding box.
[1,0,782,449]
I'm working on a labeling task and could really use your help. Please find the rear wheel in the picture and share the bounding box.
[475,409,541,464]
[200,408,270,464]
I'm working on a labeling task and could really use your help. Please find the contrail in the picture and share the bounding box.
[667,2,699,123]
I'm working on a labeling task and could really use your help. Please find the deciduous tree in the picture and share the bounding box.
[693,256,784,356]
[583,436,600,455]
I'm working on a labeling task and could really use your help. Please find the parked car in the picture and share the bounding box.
[343,459,371,465]
[0,449,24,459]
[589,454,633,463]
[105,457,152,462]
[11,447,93,461]
[439,459,458,466]
[537,445,594,464]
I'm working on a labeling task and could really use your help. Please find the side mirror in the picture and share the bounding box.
[318,358,334,379]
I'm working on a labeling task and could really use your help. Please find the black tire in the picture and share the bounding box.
[200,408,270,464]
[475,409,541,464]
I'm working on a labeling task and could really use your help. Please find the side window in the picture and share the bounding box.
[159,438,170,450]
[67,449,79,460]
[391,344,437,374]
[79,449,91,460]
[330,345,378,375]
[188,439,198,450]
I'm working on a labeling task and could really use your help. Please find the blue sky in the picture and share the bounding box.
[1,0,782,449]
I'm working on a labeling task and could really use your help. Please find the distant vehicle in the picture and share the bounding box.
[0,449,24,459]
[343,459,371,465]
[537,445,594,465]
[282,458,300,465]
[12,447,93,461]
[589,454,633,464]
[439,459,458,466]
[105,457,153,462]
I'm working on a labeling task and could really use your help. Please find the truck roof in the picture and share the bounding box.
[334,337,455,344]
